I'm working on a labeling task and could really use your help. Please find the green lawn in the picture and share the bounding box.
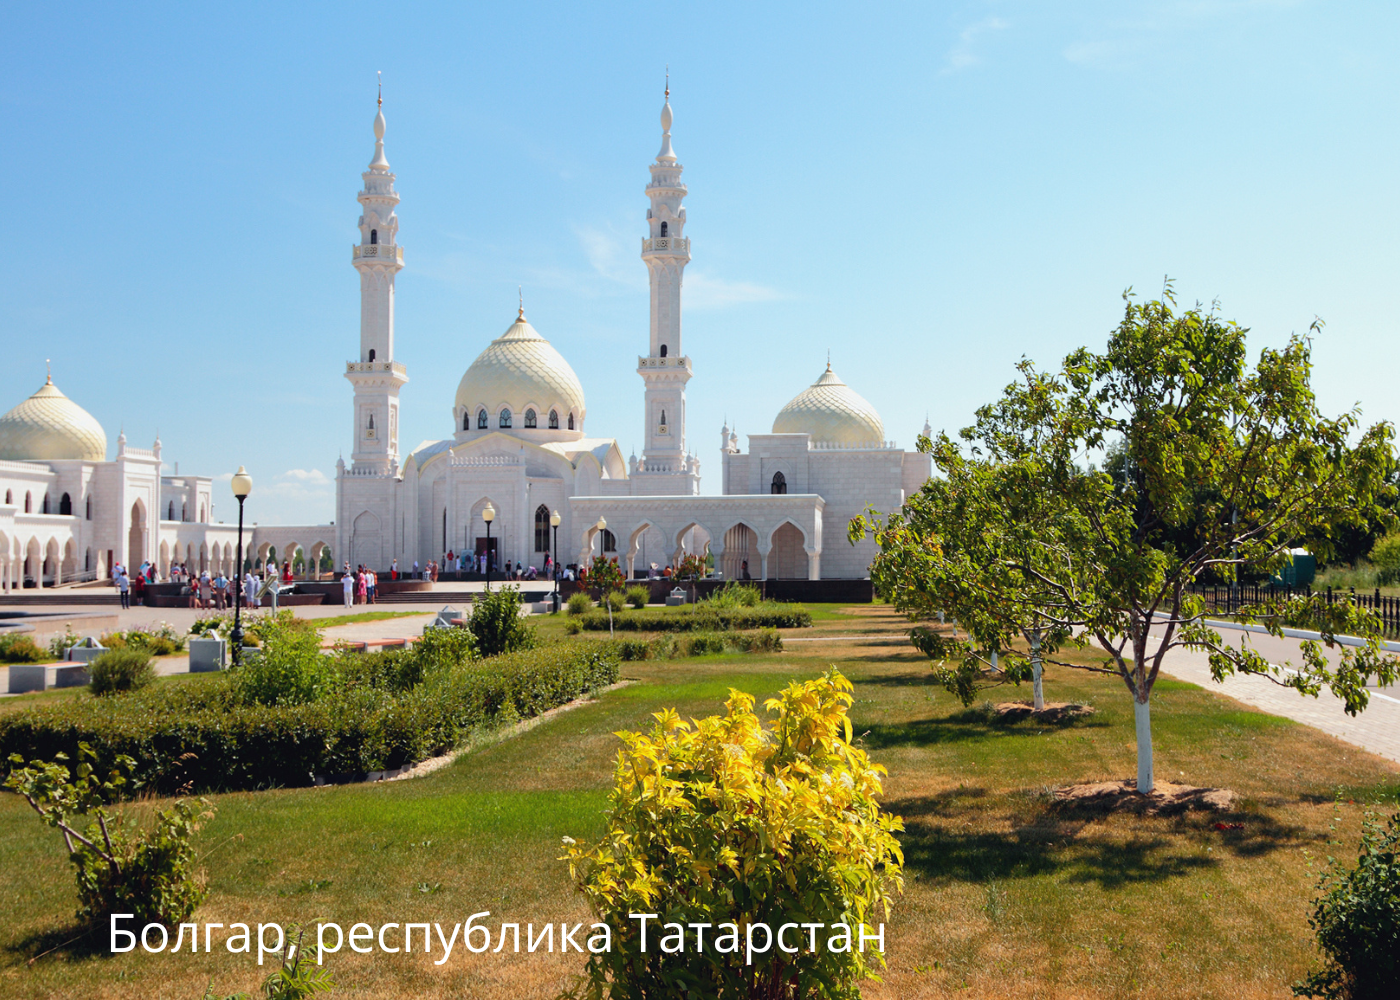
[0,606,1396,999]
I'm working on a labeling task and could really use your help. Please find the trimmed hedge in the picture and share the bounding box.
[572,605,811,633]
[0,642,618,793]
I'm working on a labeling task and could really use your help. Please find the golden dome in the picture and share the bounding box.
[454,310,586,431]
[0,377,108,462]
[772,365,885,447]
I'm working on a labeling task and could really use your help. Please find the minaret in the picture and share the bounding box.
[345,81,408,475]
[635,76,699,494]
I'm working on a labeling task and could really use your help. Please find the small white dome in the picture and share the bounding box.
[772,365,884,446]
[0,377,108,462]
[454,311,586,431]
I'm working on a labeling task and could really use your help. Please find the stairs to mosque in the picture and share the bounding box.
[373,589,479,605]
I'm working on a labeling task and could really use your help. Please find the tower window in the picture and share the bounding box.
[534,504,550,552]
[771,471,787,495]
[42,493,50,514]
[370,229,378,244]
[25,492,32,513]
[659,344,668,357]
[659,410,667,430]
[524,409,537,428]
[4,489,10,505]
[169,501,176,520]
[85,495,91,520]
[548,409,559,429]
[499,409,512,428]
[464,411,471,431]
[60,493,72,516]
[568,413,575,430]
[368,349,376,362]
[660,221,668,237]
[477,409,488,429]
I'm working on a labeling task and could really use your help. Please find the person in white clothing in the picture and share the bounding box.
[341,571,354,607]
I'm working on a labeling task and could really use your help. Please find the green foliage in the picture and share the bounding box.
[99,621,186,656]
[89,649,156,696]
[1368,534,1400,585]
[685,632,726,656]
[0,643,619,793]
[583,555,626,594]
[701,581,762,608]
[48,626,82,660]
[1294,807,1400,999]
[612,629,782,661]
[203,927,336,999]
[604,590,625,613]
[229,615,335,706]
[566,592,593,616]
[562,670,903,999]
[0,633,46,663]
[4,744,212,929]
[467,586,537,657]
[624,585,650,609]
[574,605,812,632]
[672,553,707,580]
[851,286,1400,784]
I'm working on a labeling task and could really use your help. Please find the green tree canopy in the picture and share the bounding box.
[852,286,1399,793]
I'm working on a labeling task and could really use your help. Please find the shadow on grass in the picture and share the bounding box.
[857,708,1108,749]
[1,923,104,968]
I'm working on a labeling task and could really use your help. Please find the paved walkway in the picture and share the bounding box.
[1147,624,1400,764]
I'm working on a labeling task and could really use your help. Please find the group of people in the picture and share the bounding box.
[110,559,293,611]
[340,564,379,607]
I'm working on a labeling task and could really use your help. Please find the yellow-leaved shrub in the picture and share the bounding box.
[562,668,903,999]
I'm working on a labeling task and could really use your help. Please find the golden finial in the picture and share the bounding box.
[518,285,525,322]
[826,349,831,372]
[377,71,382,108]
[45,359,51,384]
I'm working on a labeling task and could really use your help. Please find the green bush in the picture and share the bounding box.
[730,627,783,653]
[229,615,336,706]
[1294,807,1400,999]
[100,622,186,655]
[566,592,593,616]
[1369,534,1400,585]
[562,670,903,999]
[685,632,726,656]
[616,638,651,661]
[4,745,213,930]
[0,634,46,664]
[48,626,81,660]
[624,585,650,609]
[89,649,157,696]
[0,642,620,793]
[604,590,625,613]
[701,581,761,608]
[574,605,812,632]
[467,587,536,657]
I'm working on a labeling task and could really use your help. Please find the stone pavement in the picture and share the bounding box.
[1147,624,1400,765]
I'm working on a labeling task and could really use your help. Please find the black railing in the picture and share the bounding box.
[1186,583,1400,637]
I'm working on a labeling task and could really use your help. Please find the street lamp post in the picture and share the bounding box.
[482,504,496,593]
[550,509,562,612]
[596,517,613,637]
[229,466,252,667]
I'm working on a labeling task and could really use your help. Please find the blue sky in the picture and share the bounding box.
[4,1,1397,525]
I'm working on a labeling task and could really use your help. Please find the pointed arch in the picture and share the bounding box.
[59,492,72,515]
[549,409,559,429]
[770,471,787,495]
[524,408,537,429]
[477,408,489,429]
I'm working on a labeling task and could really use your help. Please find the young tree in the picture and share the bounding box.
[852,287,1399,793]
[586,555,625,638]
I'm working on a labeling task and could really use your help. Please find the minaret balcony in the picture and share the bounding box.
[346,360,408,378]
[352,244,404,263]
[637,355,692,372]
[641,236,690,255]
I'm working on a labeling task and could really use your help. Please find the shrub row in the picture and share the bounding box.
[0,641,619,794]
[613,629,784,661]
[570,605,811,633]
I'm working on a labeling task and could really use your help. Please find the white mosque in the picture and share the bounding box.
[0,86,928,592]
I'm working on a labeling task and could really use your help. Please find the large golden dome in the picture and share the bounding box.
[0,377,108,462]
[454,310,586,431]
[772,365,885,447]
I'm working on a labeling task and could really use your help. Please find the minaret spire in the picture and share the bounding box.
[635,74,698,495]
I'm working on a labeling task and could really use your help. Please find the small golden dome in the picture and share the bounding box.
[772,365,885,447]
[454,312,586,431]
[0,377,108,462]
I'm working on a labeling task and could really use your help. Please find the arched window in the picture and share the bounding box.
[182,502,188,522]
[24,492,32,513]
[464,411,471,431]
[659,410,667,430]
[42,493,50,514]
[85,495,91,520]
[59,493,72,516]
[770,471,787,495]
[499,409,512,428]
[660,221,668,237]
[548,409,559,429]
[368,348,376,362]
[534,504,551,552]
[659,344,668,357]
[168,501,175,520]
[601,529,616,553]
[567,413,575,430]
[477,409,488,429]
[524,409,537,428]
[370,229,378,245]
[4,489,10,505]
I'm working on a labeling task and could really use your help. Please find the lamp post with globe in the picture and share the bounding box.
[229,467,252,667]
[550,509,562,612]
[482,504,496,592]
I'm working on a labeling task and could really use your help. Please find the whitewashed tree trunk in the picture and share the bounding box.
[1134,697,1154,793]
[1030,628,1045,711]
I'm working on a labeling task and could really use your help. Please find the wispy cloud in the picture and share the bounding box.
[684,271,786,310]
[942,17,1009,76]
[573,226,783,309]
[1063,0,1303,69]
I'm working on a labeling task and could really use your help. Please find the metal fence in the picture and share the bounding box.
[1187,582,1400,637]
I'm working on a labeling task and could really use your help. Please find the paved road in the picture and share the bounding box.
[1146,624,1400,764]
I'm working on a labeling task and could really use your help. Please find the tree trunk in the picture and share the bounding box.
[1134,697,1154,794]
[1030,628,1044,711]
